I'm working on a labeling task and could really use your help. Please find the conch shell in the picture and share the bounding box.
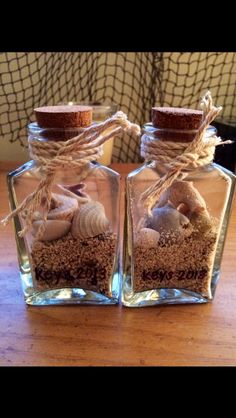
[71,201,110,239]
[47,193,78,221]
[157,180,207,214]
[32,220,71,241]
[147,202,190,235]
[57,183,90,204]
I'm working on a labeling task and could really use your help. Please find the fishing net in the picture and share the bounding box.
[1,52,235,163]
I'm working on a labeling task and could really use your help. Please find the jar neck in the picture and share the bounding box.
[142,123,217,143]
[28,122,91,143]
[27,122,99,167]
[141,123,217,171]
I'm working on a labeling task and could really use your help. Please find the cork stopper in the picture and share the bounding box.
[151,107,203,142]
[34,105,93,141]
[35,105,93,128]
[152,107,203,130]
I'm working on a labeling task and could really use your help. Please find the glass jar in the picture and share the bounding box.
[7,106,121,305]
[123,112,236,307]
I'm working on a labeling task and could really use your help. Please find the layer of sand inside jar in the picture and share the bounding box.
[31,232,117,297]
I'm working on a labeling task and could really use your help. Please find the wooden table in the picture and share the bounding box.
[0,161,236,366]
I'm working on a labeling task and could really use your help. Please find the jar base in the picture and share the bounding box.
[122,275,212,307]
[21,271,120,306]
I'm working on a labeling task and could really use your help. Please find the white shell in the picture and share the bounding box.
[135,228,160,248]
[47,193,78,221]
[71,201,110,239]
[32,220,71,241]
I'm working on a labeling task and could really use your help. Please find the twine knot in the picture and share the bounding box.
[139,91,232,216]
[112,111,141,136]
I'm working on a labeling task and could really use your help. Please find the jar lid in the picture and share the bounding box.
[34,105,93,128]
[152,107,203,130]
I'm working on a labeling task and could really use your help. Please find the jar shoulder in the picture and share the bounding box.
[7,160,36,179]
[7,161,120,184]
[127,162,236,184]
[91,162,121,179]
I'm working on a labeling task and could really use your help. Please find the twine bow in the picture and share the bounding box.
[139,91,232,216]
[1,111,140,238]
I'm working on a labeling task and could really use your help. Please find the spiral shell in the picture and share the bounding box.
[47,193,78,221]
[71,201,110,239]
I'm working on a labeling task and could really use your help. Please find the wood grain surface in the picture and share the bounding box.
[0,161,236,366]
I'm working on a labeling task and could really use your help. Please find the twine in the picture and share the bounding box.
[139,91,232,216]
[1,111,140,238]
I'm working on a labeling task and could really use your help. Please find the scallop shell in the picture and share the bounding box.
[32,220,71,241]
[47,193,78,221]
[157,180,207,214]
[71,201,110,239]
[147,202,190,235]
[135,228,160,248]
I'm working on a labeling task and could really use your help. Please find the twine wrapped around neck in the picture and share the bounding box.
[139,91,232,216]
[2,111,140,238]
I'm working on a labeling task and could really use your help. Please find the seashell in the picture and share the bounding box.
[57,183,90,204]
[157,180,207,214]
[32,220,71,241]
[176,202,189,216]
[32,211,42,221]
[71,201,110,239]
[147,202,190,235]
[189,210,213,235]
[135,228,160,248]
[47,193,78,221]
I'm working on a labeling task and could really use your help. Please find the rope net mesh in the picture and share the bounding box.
[1,52,236,162]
